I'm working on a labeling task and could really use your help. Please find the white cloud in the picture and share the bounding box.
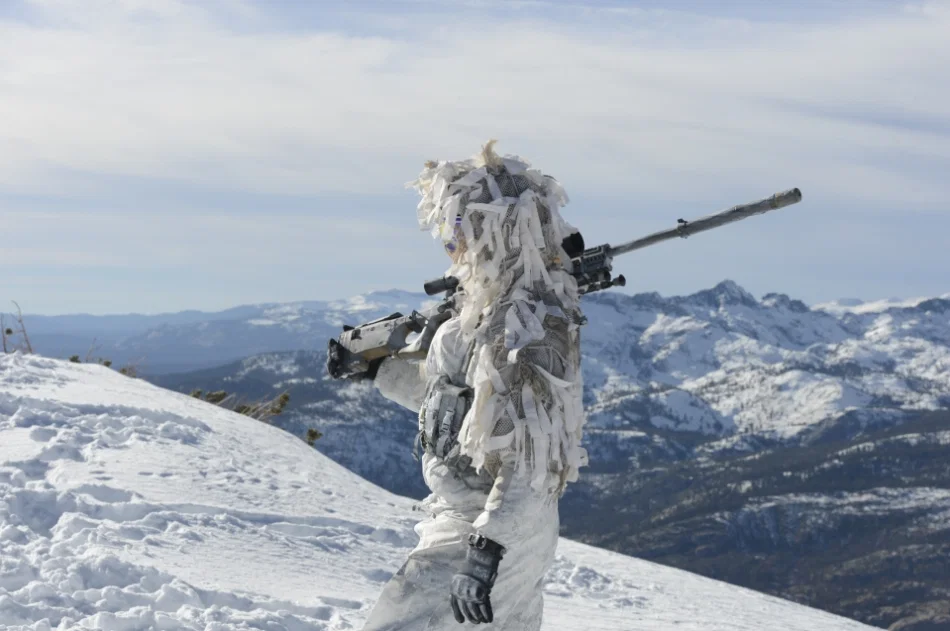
[1,208,420,269]
[2,1,949,314]
[0,0,948,207]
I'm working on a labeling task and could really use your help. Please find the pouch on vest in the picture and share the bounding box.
[420,376,473,460]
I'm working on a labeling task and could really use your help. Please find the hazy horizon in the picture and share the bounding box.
[16,280,949,318]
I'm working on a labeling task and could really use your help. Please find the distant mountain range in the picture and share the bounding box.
[22,291,427,374]
[25,282,950,629]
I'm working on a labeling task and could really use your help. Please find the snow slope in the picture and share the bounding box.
[0,354,875,630]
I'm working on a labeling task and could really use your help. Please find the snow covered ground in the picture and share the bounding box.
[0,354,875,630]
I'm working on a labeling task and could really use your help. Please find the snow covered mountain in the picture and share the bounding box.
[141,282,950,479]
[22,292,427,374]
[578,282,949,439]
[31,281,950,441]
[0,353,877,630]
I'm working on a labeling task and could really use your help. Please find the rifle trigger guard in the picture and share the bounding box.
[407,311,428,333]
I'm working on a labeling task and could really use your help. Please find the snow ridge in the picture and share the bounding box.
[0,354,875,630]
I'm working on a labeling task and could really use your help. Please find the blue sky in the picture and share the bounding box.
[3,0,949,315]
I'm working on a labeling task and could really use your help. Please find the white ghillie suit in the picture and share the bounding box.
[361,142,586,630]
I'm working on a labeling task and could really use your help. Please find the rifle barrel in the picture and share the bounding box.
[608,188,802,258]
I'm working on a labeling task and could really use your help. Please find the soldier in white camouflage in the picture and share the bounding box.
[346,142,587,630]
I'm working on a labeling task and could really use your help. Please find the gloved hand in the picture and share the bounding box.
[326,339,347,379]
[450,534,505,625]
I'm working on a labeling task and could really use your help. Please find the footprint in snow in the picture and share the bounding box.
[38,443,84,463]
[321,596,363,610]
[73,483,136,503]
[29,427,58,442]
[9,459,50,482]
[362,568,394,583]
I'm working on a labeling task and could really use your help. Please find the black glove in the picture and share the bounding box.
[450,534,505,625]
[326,339,345,379]
[326,338,383,381]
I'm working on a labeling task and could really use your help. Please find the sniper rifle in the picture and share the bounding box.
[326,188,802,380]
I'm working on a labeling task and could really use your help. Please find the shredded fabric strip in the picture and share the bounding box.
[408,141,588,492]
